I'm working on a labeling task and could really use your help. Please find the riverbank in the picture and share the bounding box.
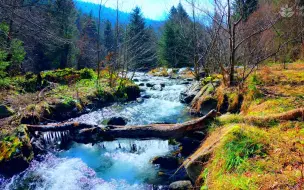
[181,62,304,189]
[0,68,141,176]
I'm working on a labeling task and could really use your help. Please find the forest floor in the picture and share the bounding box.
[194,62,304,190]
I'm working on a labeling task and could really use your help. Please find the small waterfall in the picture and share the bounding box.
[99,139,170,154]
[42,130,70,145]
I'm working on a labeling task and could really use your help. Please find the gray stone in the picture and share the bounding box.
[0,105,14,119]
[107,117,128,126]
[169,181,193,190]
[146,83,155,87]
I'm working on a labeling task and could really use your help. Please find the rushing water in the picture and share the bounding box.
[0,73,193,190]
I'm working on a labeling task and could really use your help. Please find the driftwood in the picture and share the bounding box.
[27,110,217,140]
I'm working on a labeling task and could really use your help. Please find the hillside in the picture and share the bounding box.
[75,0,164,31]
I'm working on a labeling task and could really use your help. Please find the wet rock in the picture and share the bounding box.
[186,78,194,82]
[152,156,180,170]
[0,105,15,119]
[169,181,193,190]
[139,83,145,86]
[141,79,149,82]
[142,95,151,99]
[178,137,201,157]
[146,83,155,87]
[181,81,191,85]
[107,117,128,126]
[187,131,206,141]
[125,85,141,101]
[180,82,201,104]
[136,98,144,103]
[151,85,163,91]
[133,78,139,82]
[160,83,166,88]
[0,125,34,177]
[190,82,220,115]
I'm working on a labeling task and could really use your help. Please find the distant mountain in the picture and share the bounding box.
[75,0,164,31]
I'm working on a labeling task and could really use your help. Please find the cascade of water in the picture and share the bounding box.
[43,130,70,145]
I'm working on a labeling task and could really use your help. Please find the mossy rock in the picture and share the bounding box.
[0,105,15,119]
[125,84,140,101]
[0,125,34,177]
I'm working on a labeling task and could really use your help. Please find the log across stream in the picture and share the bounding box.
[27,109,217,142]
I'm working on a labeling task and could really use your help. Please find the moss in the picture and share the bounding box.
[0,136,22,162]
[0,125,33,176]
[41,68,96,84]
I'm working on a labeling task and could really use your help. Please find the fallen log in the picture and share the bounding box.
[245,107,304,123]
[27,109,217,140]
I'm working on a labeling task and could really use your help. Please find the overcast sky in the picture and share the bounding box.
[79,0,212,20]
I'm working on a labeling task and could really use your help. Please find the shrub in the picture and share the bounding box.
[79,68,97,80]
[0,78,11,90]
[42,68,97,84]
[12,74,37,92]
[94,87,114,103]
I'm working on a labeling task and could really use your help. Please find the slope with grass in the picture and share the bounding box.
[185,62,304,189]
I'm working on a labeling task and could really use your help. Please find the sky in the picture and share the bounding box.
[80,0,213,21]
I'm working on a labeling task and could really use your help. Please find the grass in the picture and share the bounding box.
[198,62,304,190]
[201,124,304,190]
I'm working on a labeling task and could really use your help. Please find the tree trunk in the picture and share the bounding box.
[27,110,217,140]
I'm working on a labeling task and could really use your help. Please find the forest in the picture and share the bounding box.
[0,0,304,189]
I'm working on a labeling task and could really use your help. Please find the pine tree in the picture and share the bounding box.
[76,13,98,69]
[233,0,258,20]
[128,7,156,70]
[159,4,193,68]
[104,20,114,54]
[51,0,78,69]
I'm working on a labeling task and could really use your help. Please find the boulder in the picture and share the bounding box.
[0,105,15,119]
[107,117,128,126]
[181,81,191,85]
[142,94,151,99]
[190,82,219,115]
[180,82,201,104]
[136,98,144,103]
[178,137,201,157]
[151,85,163,91]
[125,85,141,101]
[180,93,196,104]
[152,156,180,170]
[0,125,34,177]
[146,83,155,88]
[169,181,193,190]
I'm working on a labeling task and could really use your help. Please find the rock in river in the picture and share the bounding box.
[107,117,128,126]
[152,156,180,170]
[169,181,193,190]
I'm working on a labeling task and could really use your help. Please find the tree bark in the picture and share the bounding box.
[27,110,217,140]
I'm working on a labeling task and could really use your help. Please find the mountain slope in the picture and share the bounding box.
[75,0,164,30]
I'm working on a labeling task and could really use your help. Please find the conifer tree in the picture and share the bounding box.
[128,7,156,70]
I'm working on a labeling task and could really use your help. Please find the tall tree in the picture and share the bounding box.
[159,3,193,68]
[104,20,114,54]
[50,0,78,69]
[128,7,157,70]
